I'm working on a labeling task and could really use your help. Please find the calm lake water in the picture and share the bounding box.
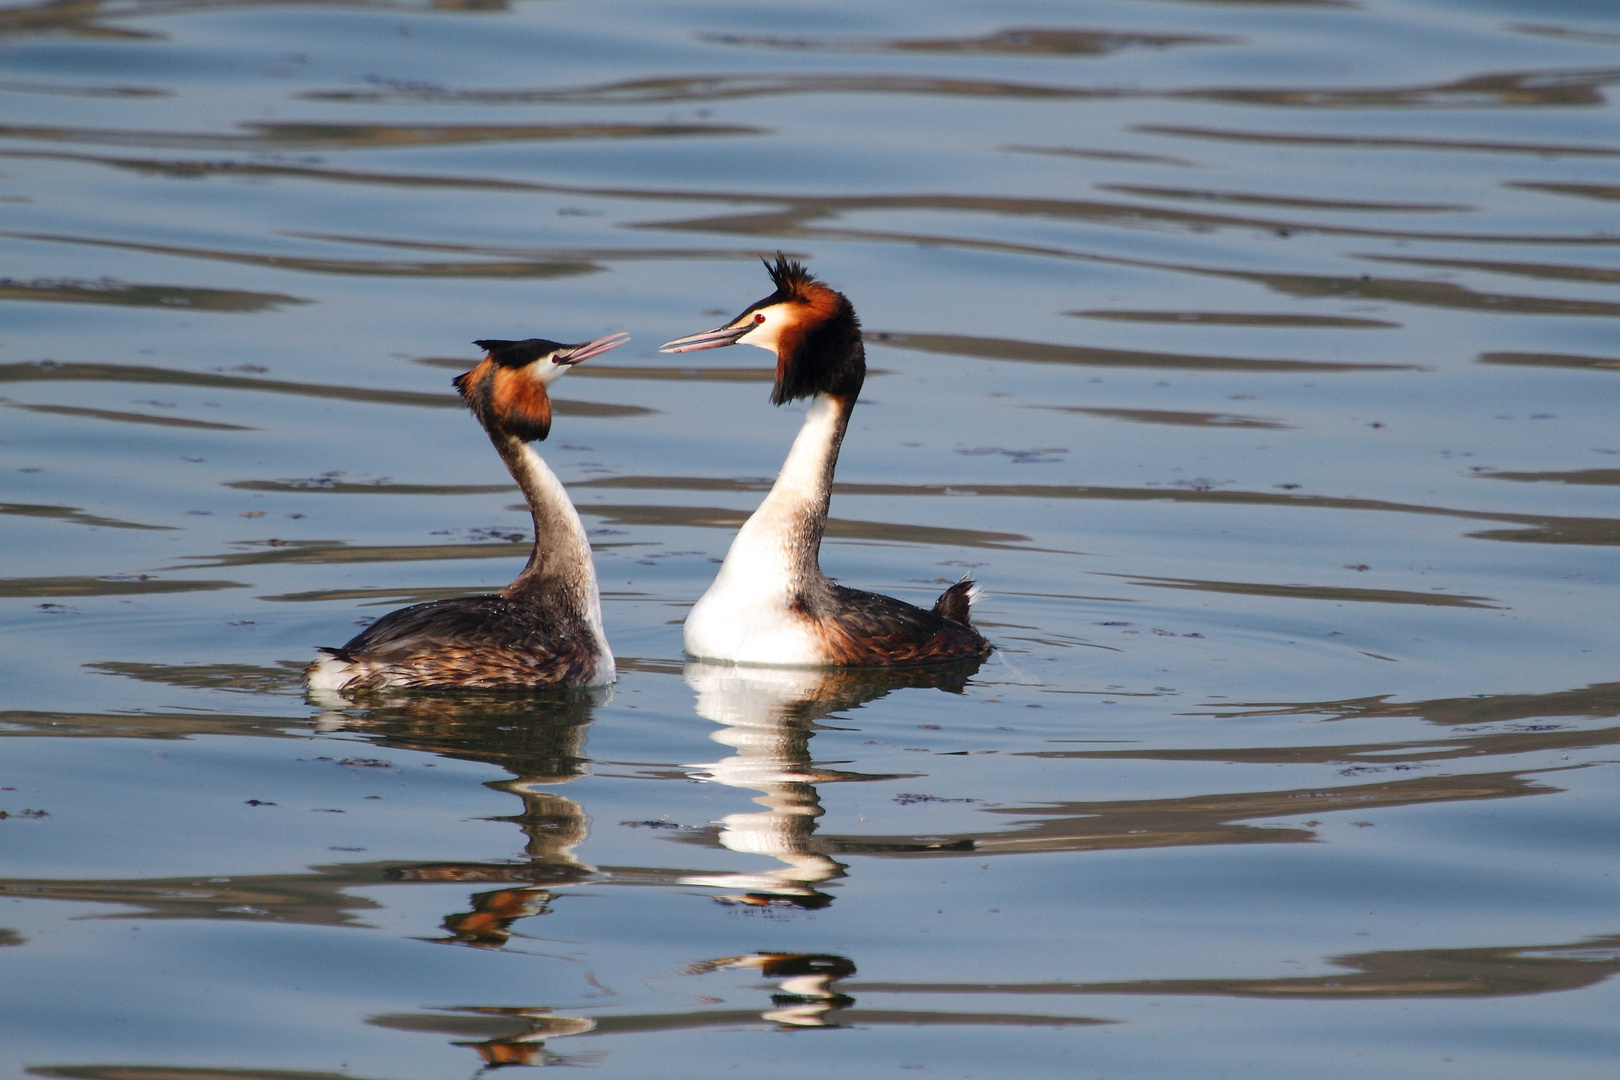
[2,0,1619,1076]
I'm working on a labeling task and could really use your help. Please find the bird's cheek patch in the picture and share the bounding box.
[492,366,553,442]
[773,322,809,391]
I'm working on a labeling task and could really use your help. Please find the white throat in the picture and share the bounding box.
[683,394,846,665]
[509,440,614,682]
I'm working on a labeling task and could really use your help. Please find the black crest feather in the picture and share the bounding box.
[756,253,866,407]
[763,254,816,302]
[474,338,566,368]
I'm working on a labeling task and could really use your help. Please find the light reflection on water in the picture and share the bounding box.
[2,0,1619,1076]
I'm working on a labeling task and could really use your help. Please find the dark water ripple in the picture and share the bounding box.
[1132,123,1620,157]
[874,331,1411,371]
[295,65,1620,111]
[700,27,1237,57]
[0,120,760,151]
[853,935,1620,999]
[1,502,171,530]
[0,275,304,310]
[0,360,651,416]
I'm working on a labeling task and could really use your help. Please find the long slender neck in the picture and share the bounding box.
[492,433,600,607]
[723,393,852,591]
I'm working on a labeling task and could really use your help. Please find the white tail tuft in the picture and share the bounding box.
[959,573,985,608]
[303,653,357,694]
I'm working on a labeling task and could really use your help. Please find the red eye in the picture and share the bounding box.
[753,313,766,324]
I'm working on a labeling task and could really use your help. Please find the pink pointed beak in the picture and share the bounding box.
[556,331,631,366]
[659,320,755,353]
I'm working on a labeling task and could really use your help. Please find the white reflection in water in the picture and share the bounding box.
[683,952,858,1028]
[682,661,850,907]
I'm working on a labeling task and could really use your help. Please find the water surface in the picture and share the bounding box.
[2,1,1618,1077]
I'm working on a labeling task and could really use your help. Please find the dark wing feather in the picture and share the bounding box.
[810,584,990,667]
[338,595,519,659]
[328,595,601,690]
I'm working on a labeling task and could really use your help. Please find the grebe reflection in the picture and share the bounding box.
[317,690,602,950]
[681,657,984,908]
[449,1008,597,1068]
[683,953,857,1028]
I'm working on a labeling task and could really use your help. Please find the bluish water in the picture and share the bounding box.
[2,1,1618,1076]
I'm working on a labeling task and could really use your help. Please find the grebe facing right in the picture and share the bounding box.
[305,332,627,693]
[661,256,989,667]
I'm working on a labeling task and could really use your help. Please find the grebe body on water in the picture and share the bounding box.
[305,332,627,693]
[661,257,989,667]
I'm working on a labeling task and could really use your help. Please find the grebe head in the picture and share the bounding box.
[454,331,629,442]
[660,254,865,406]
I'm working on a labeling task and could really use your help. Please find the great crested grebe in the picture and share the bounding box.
[661,256,990,667]
[305,332,628,693]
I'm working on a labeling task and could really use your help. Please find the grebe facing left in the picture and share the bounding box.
[661,256,990,668]
[305,332,628,693]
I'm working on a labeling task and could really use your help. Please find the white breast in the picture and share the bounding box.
[684,395,846,666]
[682,477,826,664]
[683,562,826,665]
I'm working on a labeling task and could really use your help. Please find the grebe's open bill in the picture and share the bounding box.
[558,330,631,365]
[660,322,754,353]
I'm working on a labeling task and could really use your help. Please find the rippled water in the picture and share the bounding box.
[3,0,1619,1076]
